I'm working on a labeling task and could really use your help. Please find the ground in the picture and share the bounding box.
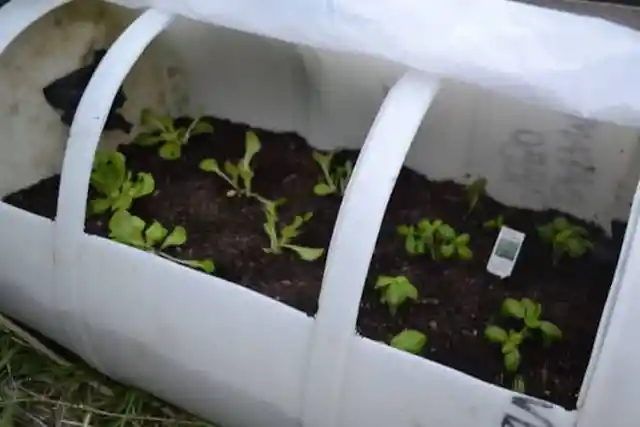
[0,314,214,427]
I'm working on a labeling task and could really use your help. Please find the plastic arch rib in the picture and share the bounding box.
[302,70,441,427]
[53,8,174,371]
[0,0,73,55]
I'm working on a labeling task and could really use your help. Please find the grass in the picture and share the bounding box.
[0,313,217,427]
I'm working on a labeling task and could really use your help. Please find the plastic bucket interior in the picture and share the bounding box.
[1,1,640,427]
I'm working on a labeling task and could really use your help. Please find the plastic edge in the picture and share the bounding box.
[301,70,441,427]
[53,8,174,370]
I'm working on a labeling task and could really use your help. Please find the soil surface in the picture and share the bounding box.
[4,116,623,409]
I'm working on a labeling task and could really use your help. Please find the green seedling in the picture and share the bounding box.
[501,298,562,345]
[485,297,562,378]
[484,325,525,373]
[133,108,214,160]
[261,198,324,261]
[512,375,526,394]
[390,329,427,355]
[375,275,418,316]
[483,215,505,231]
[312,150,353,196]
[108,210,215,273]
[89,151,154,215]
[398,219,472,261]
[537,216,593,265]
[466,177,487,216]
[200,131,261,197]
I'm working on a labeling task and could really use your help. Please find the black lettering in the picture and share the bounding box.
[511,396,553,427]
[501,414,543,427]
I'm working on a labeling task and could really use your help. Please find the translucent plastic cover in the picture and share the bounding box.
[108,0,640,128]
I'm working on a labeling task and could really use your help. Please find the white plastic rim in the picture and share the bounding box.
[53,8,174,370]
[577,179,640,407]
[0,0,73,54]
[302,71,441,427]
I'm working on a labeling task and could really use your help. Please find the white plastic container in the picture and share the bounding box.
[1,1,640,427]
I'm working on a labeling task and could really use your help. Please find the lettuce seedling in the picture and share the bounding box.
[501,298,562,345]
[537,216,593,265]
[200,131,261,197]
[89,151,154,215]
[484,325,525,373]
[483,215,505,231]
[466,177,487,216]
[375,275,418,315]
[261,198,324,261]
[390,329,427,355]
[312,150,353,196]
[398,219,472,261]
[133,108,213,160]
[108,210,215,273]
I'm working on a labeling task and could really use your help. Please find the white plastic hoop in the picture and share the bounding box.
[302,70,441,427]
[0,0,72,54]
[53,9,174,369]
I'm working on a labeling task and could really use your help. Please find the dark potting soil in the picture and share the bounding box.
[4,116,622,409]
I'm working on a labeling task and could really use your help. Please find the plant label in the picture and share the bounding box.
[486,226,525,279]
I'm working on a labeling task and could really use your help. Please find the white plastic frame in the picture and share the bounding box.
[51,4,448,423]
[53,8,174,370]
[0,0,73,54]
[302,71,441,427]
[0,2,624,427]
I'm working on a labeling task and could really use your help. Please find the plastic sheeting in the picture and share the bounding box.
[105,0,640,128]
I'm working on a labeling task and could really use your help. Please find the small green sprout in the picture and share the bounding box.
[261,198,324,261]
[501,298,562,345]
[312,150,353,196]
[466,177,487,216]
[108,210,214,273]
[390,329,427,355]
[398,219,472,261]
[484,326,525,373]
[512,375,526,394]
[89,151,154,215]
[200,131,261,197]
[133,109,214,160]
[537,216,593,265]
[483,215,505,230]
[375,275,418,315]
[485,298,562,378]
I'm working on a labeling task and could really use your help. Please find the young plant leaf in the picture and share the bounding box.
[161,226,187,249]
[159,142,181,160]
[390,329,427,355]
[242,131,261,170]
[504,348,521,373]
[145,221,168,247]
[283,245,324,261]
[199,158,220,172]
[484,325,508,344]
[466,177,487,215]
[375,276,418,315]
[314,182,334,196]
[538,321,562,342]
[108,210,147,249]
[130,172,155,198]
[501,298,525,319]
[179,258,216,273]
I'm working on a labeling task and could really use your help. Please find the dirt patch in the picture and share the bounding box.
[4,116,623,409]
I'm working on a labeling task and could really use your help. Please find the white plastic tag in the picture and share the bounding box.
[486,226,526,279]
